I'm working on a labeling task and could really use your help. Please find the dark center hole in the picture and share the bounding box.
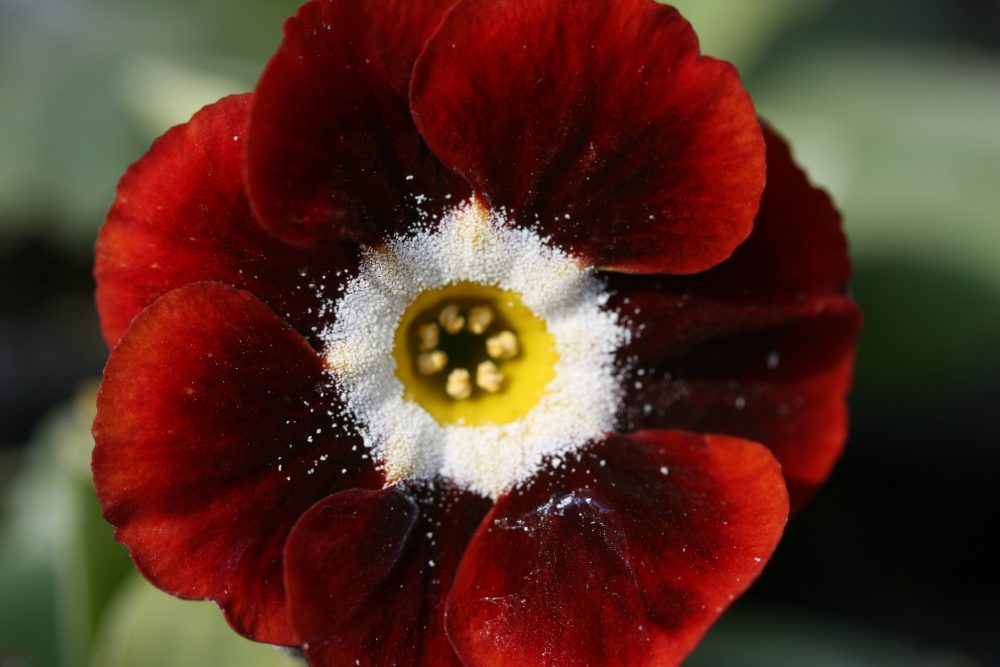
[408,298,512,387]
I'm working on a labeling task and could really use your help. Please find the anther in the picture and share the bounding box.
[476,361,504,393]
[446,368,472,400]
[417,350,448,375]
[467,306,495,335]
[417,323,440,351]
[486,331,519,360]
[438,304,465,334]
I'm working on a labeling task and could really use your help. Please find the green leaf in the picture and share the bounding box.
[91,576,303,667]
[751,47,1000,291]
[0,537,59,666]
[667,0,829,72]
[0,385,131,666]
[0,0,299,250]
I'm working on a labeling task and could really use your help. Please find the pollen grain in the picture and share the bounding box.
[446,368,473,400]
[486,331,519,360]
[417,323,440,351]
[417,350,448,375]
[467,305,495,334]
[438,304,465,334]
[476,361,504,393]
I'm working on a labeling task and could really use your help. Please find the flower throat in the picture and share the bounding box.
[393,282,558,426]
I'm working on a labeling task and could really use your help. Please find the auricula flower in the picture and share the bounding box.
[92,1,860,665]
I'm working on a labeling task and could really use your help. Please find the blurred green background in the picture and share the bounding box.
[1,0,997,665]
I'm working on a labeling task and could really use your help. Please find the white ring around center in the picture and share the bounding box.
[321,199,628,498]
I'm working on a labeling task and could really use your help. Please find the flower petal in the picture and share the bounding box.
[284,485,490,666]
[92,282,381,645]
[246,0,467,248]
[446,431,788,667]
[695,124,851,296]
[95,93,352,349]
[607,127,859,508]
[410,0,765,274]
[621,306,859,511]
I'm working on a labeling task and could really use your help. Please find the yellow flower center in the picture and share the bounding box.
[392,282,558,426]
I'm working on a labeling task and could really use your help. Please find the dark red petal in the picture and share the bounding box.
[622,305,860,510]
[606,127,859,508]
[447,431,788,667]
[95,93,354,349]
[705,124,851,296]
[285,484,490,667]
[451,490,650,666]
[411,0,765,274]
[92,282,381,645]
[601,124,851,358]
[247,0,467,248]
[606,125,850,357]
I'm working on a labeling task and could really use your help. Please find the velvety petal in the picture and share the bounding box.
[606,124,849,340]
[450,490,650,666]
[620,305,860,510]
[606,127,859,508]
[447,431,788,667]
[95,93,354,349]
[411,0,765,274]
[692,124,851,297]
[92,282,381,645]
[247,0,467,248]
[285,484,490,666]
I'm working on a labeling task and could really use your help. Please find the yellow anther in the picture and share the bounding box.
[476,361,504,393]
[393,282,558,425]
[467,305,495,335]
[416,322,440,351]
[446,368,472,400]
[486,330,519,360]
[438,304,465,334]
[417,350,448,375]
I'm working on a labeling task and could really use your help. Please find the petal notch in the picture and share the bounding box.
[95,94,349,349]
[285,485,490,666]
[447,431,789,666]
[412,0,765,273]
[247,0,466,248]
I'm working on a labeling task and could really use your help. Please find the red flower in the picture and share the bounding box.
[92,1,860,665]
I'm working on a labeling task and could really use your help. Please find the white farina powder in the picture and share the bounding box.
[322,199,628,498]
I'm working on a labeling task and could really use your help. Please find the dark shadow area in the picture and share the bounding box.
[0,237,105,448]
[743,256,1000,664]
